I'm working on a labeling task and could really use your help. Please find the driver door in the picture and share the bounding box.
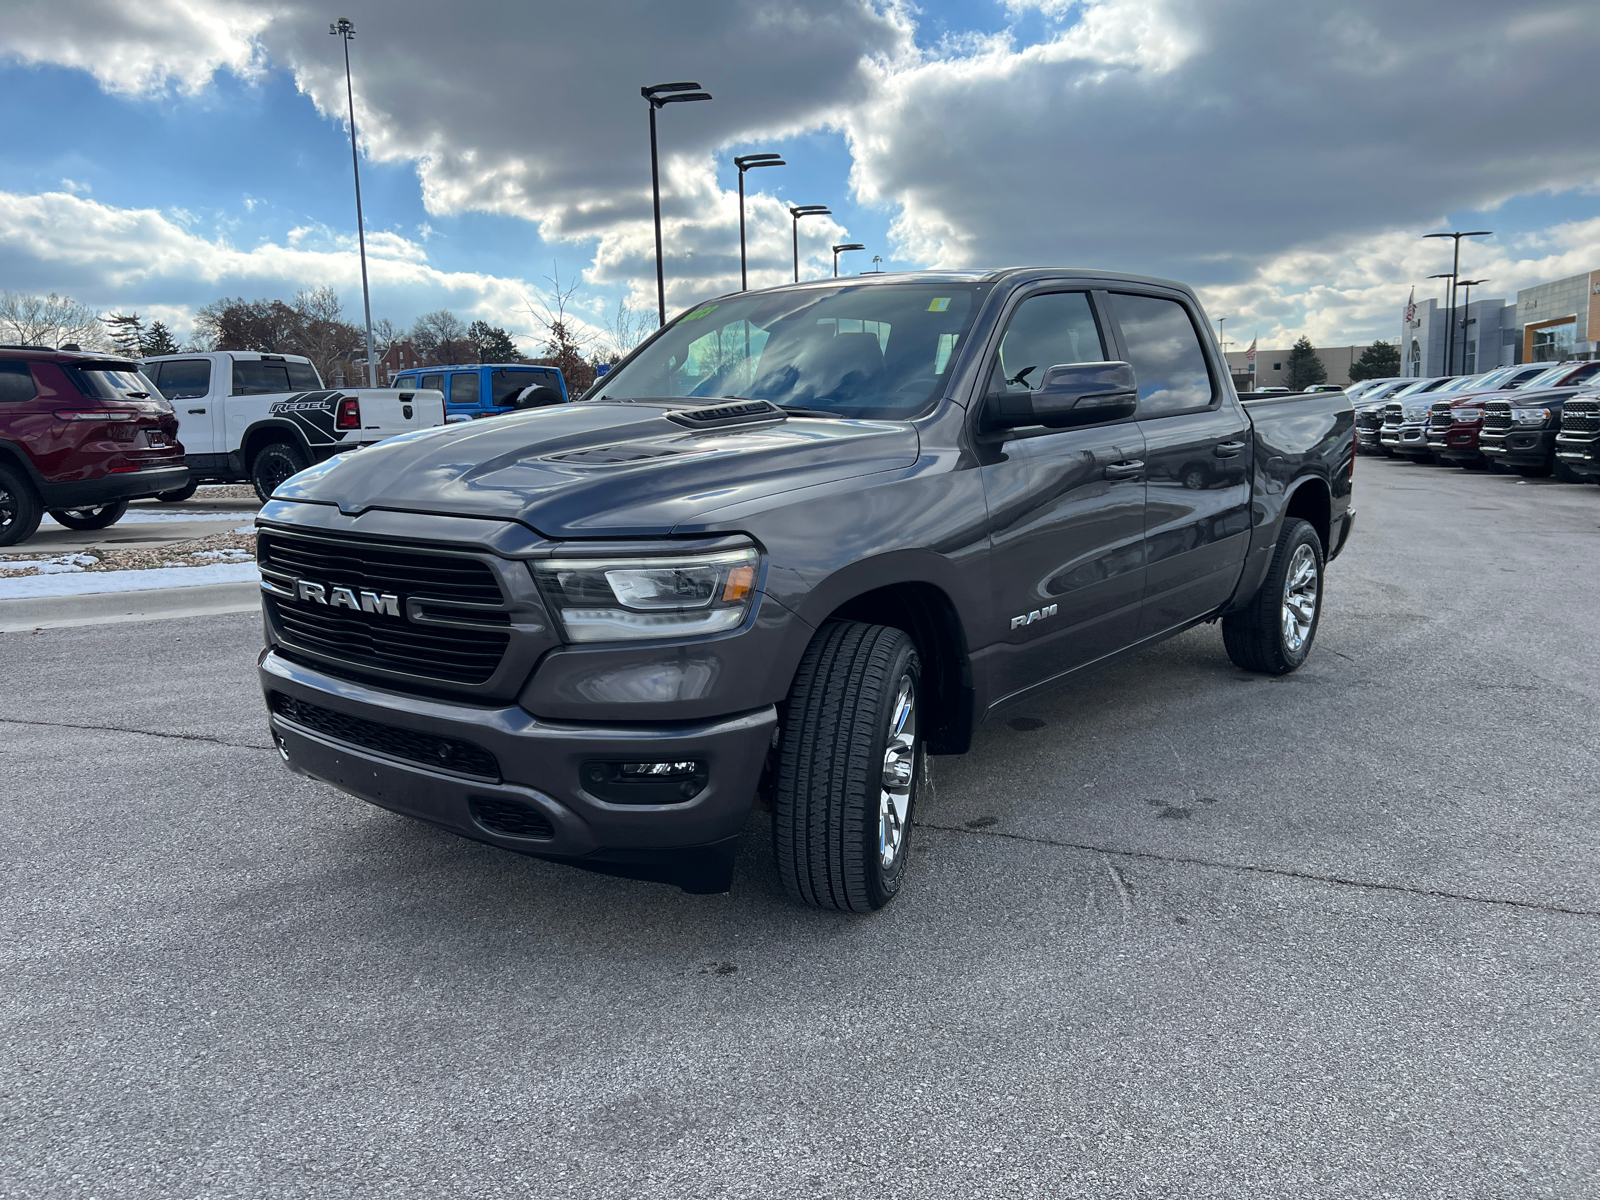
[976,290,1147,705]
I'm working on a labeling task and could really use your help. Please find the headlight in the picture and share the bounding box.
[1450,408,1481,423]
[1511,407,1552,426]
[532,547,759,643]
[1404,406,1430,422]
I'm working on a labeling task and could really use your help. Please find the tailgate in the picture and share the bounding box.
[352,388,446,439]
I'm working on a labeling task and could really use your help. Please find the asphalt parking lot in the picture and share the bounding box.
[2,457,1597,1199]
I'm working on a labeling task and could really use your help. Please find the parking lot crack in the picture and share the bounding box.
[0,716,272,752]
[919,821,1600,920]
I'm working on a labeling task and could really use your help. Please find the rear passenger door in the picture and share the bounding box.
[1105,291,1251,637]
[977,289,1147,704]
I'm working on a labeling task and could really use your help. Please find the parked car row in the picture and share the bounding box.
[1351,360,1600,485]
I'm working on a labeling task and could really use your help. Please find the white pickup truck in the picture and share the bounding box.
[139,351,446,501]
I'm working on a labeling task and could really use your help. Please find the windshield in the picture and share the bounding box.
[594,283,988,419]
[1522,361,1600,389]
[65,363,157,400]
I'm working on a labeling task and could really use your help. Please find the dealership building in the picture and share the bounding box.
[1402,268,1600,376]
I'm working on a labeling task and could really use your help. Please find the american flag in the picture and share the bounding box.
[1244,337,1257,363]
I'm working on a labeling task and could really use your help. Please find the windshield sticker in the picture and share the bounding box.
[927,297,951,313]
[682,304,720,322]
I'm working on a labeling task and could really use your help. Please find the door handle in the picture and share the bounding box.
[1104,460,1144,480]
[187,408,206,414]
[1214,440,1246,457]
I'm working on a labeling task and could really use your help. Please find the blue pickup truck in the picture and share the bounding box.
[390,363,568,420]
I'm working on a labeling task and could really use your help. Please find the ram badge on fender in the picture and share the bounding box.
[255,269,1355,910]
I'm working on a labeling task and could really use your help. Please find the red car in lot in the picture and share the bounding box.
[0,347,189,546]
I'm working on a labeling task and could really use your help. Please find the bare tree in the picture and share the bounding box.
[526,266,598,392]
[410,309,470,365]
[291,287,364,385]
[0,291,110,349]
[603,295,651,363]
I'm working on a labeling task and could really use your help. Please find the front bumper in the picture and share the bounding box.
[1479,428,1555,469]
[37,464,191,506]
[1555,432,1600,479]
[261,649,776,873]
[1380,423,1432,458]
[1428,426,1483,463]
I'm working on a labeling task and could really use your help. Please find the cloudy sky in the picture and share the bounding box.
[2,0,1598,354]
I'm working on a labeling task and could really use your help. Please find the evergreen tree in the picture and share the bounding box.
[1284,336,1327,390]
[142,321,180,357]
[468,320,521,363]
[1348,339,1401,382]
[104,311,145,358]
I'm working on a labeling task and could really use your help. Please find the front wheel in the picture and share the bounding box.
[774,621,922,912]
[1222,517,1324,675]
[0,462,43,546]
[250,441,309,503]
[48,500,128,531]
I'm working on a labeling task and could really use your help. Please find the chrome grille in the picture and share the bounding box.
[1382,403,1403,429]
[1429,402,1451,431]
[1482,402,1512,432]
[1355,409,1384,431]
[1561,399,1600,436]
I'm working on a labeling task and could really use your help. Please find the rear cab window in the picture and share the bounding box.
[1108,293,1215,416]
[232,358,322,395]
[0,361,38,403]
[491,368,558,405]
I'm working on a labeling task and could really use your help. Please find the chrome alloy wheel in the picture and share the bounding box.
[878,673,918,870]
[1281,543,1320,653]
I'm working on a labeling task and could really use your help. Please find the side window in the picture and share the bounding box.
[154,359,211,400]
[420,373,444,393]
[1110,293,1214,416]
[985,292,1106,396]
[0,361,37,403]
[450,372,481,406]
[286,361,321,390]
[232,360,293,395]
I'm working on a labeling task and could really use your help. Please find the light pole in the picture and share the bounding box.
[789,206,830,282]
[642,82,713,327]
[733,154,785,291]
[330,17,376,387]
[871,255,883,273]
[832,243,865,278]
[1457,278,1489,372]
[1428,273,1455,376]
[1423,230,1491,376]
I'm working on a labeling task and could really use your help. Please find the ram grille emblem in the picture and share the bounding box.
[293,579,402,617]
[1010,603,1058,630]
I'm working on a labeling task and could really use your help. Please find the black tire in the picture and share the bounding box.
[156,479,199,503]
[250,441,309,503]
[1515,465,1551,479]
[1553,461,1583,484]
[774,621,923,912]
[1221,517,1324,676]
[0,462,43,547]
[48,499,128,531]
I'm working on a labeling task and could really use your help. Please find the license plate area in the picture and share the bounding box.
[145,430,171,447]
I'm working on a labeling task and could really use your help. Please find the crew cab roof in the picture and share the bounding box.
[730,267,1196,298]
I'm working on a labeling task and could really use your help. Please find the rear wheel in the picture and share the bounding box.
[773,621,922,912]
[156,479,199,503]
[48,499,127,531]
[250,441,309,503]
[1222,517,1324,675]
[0,462,43,547]
[1553,461,1583,484]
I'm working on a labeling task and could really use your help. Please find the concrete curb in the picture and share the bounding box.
[0,581,261,632]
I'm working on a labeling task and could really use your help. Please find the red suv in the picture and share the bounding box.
[0,347,189,546]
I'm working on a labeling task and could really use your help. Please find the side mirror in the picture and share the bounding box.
[984,361,1138,431]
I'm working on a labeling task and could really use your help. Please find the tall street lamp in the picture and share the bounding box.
[832,243,865,278]
[1457,278,1489,372]
[733,154,784,292]
[642,82,713,327]
[1424,230,1491,375]
[330,17,376,388]
[789,206,830,282]
[1428,273,1455,376]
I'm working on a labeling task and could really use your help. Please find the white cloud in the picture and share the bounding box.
[0,0,270,95]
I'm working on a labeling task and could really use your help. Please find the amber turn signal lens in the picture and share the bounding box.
[722,563,754,602]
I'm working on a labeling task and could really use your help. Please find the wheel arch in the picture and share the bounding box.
[240,419,312,471]
[1282,474,1332,553]
[0,440,45,494]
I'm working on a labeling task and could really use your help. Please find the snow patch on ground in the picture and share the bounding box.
[0,563,260,598]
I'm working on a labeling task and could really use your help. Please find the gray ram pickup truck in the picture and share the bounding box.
[256,270,1355,910]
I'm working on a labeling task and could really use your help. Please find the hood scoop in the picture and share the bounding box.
[542,444,692,466]
[664,400,786,429]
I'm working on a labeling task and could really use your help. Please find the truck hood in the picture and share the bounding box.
[273,399,920,538]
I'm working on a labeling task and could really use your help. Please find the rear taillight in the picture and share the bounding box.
[336,395,361,431]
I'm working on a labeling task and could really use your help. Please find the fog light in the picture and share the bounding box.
[583,759,708,805]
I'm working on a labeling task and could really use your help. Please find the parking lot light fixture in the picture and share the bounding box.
[733,154,785,291]
[329,17,376,388]
[832,243,865,278]
[1424,230,1492,375]
[789,206,830,282]
[642,82,713,327]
